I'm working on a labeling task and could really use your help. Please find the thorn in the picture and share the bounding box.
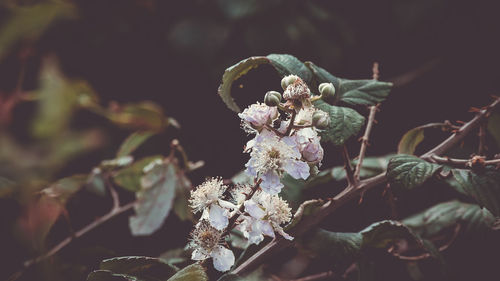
[469,107,481,113]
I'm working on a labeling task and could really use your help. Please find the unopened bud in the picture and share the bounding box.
[264,91,282,106]
[281,75,299,90]
[318,83,336,99]
[312,110,329,129]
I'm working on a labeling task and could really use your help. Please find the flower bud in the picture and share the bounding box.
[312,110,329,129]
[318,83,335,99]
[264,91,282,107]
[281,75,299,90]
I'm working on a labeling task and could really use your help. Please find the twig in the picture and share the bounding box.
[290,271,336,281]
[354,105,379,181]
[231,96,500,275]
[430,155,500,167]
[223,179,262,237]
[421,97,500,161]
[372,62,379,81]
[341,145,355,187]
[285,110,297,136]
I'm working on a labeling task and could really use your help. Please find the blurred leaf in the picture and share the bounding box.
[166,263,208,281]
[106,101,176,131]
[173,186,193,222]
[41,174,87,204]
[86,168,107,197]
[386,154,441,190]
[403,200,497,238]
[218,54,312,112]
[16,196,63,250]
[447,168,500,216]
[31,58,78,138]
[280,173,307,209]
[117,131,156,158]
[100,256,177,281]
[0,2,76,61]
[313,100,365,146]
[306,62,392,106]
[487,112,500,149]
[101,156,134,170]
[159,247,191,266]
[0,176,15,197]
[217,0,259,20]
[231,170,254,186]
[398,127,425,155]
[87,270,139,281]
[129,160,177,236]
[112,156,162,192]
[286,199,324,230]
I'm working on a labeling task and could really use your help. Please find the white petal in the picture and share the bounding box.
[276,226,294,241]
[209,204,229,230]
[284,159,310,180]
[191,248,209,260]
[260,171,283,195]
[244,200,265,219]
[218,199,237,210]
[259,220,275,238]
[211,246,235,272]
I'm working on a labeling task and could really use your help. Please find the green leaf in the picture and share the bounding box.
[398,127,425,155]
[279,173,307,209]
[87,270,139,281]
[117,131,157,158]
[100,256,177,281]
[403,200,497,238]
[129,160,178,236]
[306,62,392,106]
[159,248,191,266]
[386,155,441,190]
[448,169,500,216]
[86,168,107,196]
[337,79,392,106]
[360,220,423,250]
[113,156,162,192]
[167,263,208,281]
[218,54,312,112]
[266,54,312,84]
[218,56,270,112]
[312,100,365,145]
[286,199,325,230]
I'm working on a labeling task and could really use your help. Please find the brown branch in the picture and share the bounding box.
[231,96,500,275]
[354,104,379,181]
[224,179,262,237]
[430,155,500,168]
[290,271,336,281]
[341,145,355,187]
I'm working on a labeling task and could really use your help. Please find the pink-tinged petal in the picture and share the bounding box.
[211,246,235,272]
[209,204,229,230]
[284,159,310,180]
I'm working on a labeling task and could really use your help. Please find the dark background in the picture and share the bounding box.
[0,0,499,280]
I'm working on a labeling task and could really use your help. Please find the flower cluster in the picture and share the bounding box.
[188,75,329,272]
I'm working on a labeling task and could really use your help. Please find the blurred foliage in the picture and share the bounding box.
[0,0,499,281]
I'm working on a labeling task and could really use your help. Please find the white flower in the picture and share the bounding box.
[190,220,235,272]
[245,130,310,194]
[296,128,324,164]
[189,178,236,230]
[283,76,310,100]
[238,102,279,133]
[237,191,293,244]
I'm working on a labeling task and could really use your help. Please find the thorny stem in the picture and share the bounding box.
[10,176,136,281]
[341,145,356,187]
[231,96,500,275]
[430,155,500,167]
[354,104,379,181]
[223,179,262,237]
[285,110,297,136]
